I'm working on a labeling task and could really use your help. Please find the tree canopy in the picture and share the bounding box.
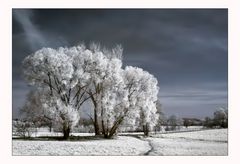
[22,43,160,139]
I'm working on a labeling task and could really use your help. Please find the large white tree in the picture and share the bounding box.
[80,43,124,135]
[23,45,92,139]
[22,43,160,139]
[123,66,159,136]
[98,66,159,138]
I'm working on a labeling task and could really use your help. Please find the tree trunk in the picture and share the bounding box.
[106,126,118,138]
[90,92,101,136]
[104,117,124,139]
[62,123,70,140]
[48,123,52,132]
[94,108,101,135]
[102,120,106,136]
[143,124,149,136]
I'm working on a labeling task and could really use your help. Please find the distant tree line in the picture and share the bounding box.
[13,106,228,138]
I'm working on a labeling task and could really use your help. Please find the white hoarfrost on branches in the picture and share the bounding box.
[23,48,74,87]
[98,65,159,137]
[41,92,80,129]
[123,66,159,134]
[22,43,160,138]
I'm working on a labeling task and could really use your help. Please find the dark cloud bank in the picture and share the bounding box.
[12,9,228,119]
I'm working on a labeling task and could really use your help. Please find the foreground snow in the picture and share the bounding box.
[13,129,227,156]
[13,136,150,155]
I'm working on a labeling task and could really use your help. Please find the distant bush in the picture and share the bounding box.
[165,115,183,131]
[203,108,228,129]
[213,109,228,128]
[13,120,35,138]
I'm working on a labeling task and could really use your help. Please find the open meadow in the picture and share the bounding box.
[13,129,227,156]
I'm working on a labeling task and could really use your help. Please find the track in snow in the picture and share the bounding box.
[143,139,154,155]
[127,135,154,156]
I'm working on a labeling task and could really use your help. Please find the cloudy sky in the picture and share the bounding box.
[12,9,228,119]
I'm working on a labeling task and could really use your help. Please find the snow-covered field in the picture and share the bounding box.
[154,128,228,142]
[12,129,227,156]
[145,129,228,156]
[13,136,149,155]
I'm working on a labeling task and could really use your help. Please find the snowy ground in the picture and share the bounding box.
[153,128,228,142]
[13,136,150,155]
[144,129,228,156]
[12,129,227,156]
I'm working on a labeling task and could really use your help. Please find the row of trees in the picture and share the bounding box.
[164,108,228,130]
[21,43,160,139]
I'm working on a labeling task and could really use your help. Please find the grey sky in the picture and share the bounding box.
[12,9,228,119]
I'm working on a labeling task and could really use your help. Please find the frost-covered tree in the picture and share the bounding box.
[124,66,159,136]
[22,44,124,138]
[82,43,123,135]
[99,66,159,138]
[22,45,93,139]
[22,43,160,139]
[154,98,166,132]
[40,90,80,138]
[20,90,54,132]
[213,107,228,128]
[97,67,127,138]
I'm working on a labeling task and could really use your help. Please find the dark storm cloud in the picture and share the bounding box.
[12,9,228,119]
[12,80,29,117]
